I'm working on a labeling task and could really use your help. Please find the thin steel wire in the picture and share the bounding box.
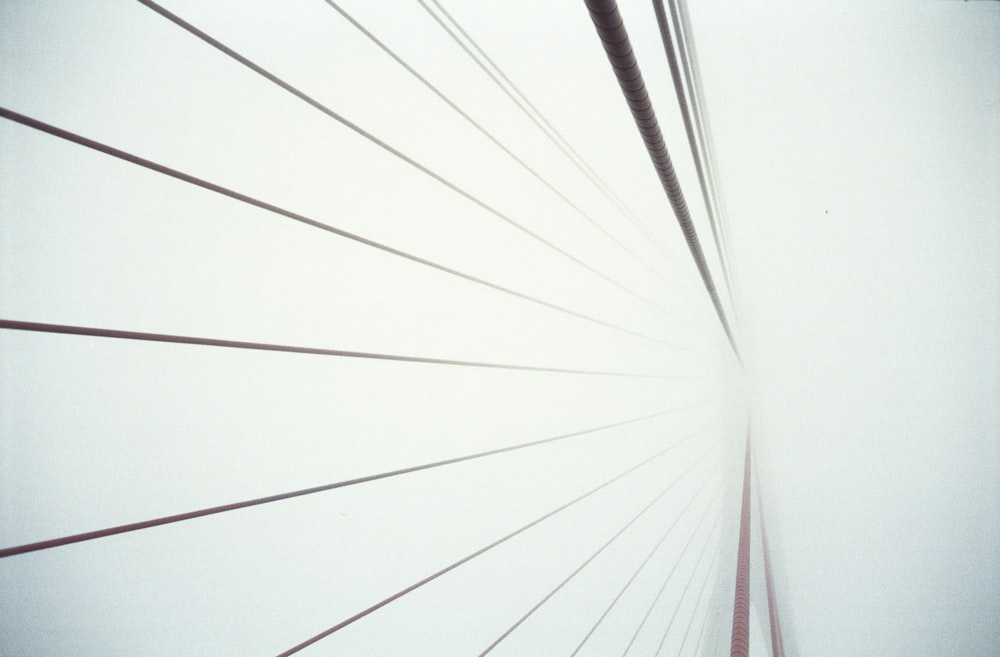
[568,472,724,657]
[675,0,736,287]
[273,426,708,657]
[651,513,724,657]
[0,108,698,352]
[0,404,705,559]
[673,534,724,657]
[136,0,684,320]
[417,0,668,249]
[322,0,698,311]
[621,489,722,656]
[757,473,786,657]
[478,447,719,656]
[0,319,692,378]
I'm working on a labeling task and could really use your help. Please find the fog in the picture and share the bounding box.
[1,1,997,656]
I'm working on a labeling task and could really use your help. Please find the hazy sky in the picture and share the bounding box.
[1,1,997,656]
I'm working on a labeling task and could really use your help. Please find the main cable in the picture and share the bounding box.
[0,405,705,558]
[273,426,708,657]
[135,0,682,320]
[478,446,719,656]
[0,108,698,352]
[584,0,742,363]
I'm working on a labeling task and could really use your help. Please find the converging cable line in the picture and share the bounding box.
[0,405,706,558]
[673,0,736,282]
[0,320,694,379]
[273,426,710,657]
[322,0,696,306]
[671,0,738,305]
[478,448,720,656]
[652,0,736,310]
[416,0,670,256]
[729,427,753,657]
[584,0,742,362]
[671,528,725,657]
[690,571,720,657]
[757,462,786,657]
[568,470,725,657]
[0,108,703,353]
[135,0,682,321]
[621,485,723,656]
[651,509,724,657]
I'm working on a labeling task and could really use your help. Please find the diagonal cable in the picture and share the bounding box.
[478,446,719,656]
[0,107,698,352]
[322,0,697,310]
[568,469,724,656]
[621,486,722,656]
[651,511,724,657]
[273,425,709,657]
[416,0,676,260]
[135,0,682,320]
[0,319,695,378]
[672,530,724,657]
[0,404,706,559]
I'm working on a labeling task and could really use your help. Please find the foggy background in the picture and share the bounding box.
[1,1,997,656]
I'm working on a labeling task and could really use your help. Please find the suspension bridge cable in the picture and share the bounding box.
[568,470,724,657]
[273,426,708,657]
[757,475,786,657]
[668,0,737,303]
[674,0,735,278]
[0,405,707,559]
[0,108,699,352]
[135,0,680,321]
[672,533,724,657]
[651,512,724,657]
[478,447,719,656]
[321,0,695,307]
[690,584,715,657]
[0,319,691,379]
[415,0,673,258]
[729,427,752,657]
[620,485,722,656]
[583,0,742,363]
[651,0,736,311]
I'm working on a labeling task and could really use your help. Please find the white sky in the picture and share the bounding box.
[1,1,997,656]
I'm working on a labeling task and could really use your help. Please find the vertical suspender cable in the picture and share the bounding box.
[583,0,741,364]
[730,427,752,657]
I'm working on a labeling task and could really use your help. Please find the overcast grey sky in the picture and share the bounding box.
[1,1,997,656]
